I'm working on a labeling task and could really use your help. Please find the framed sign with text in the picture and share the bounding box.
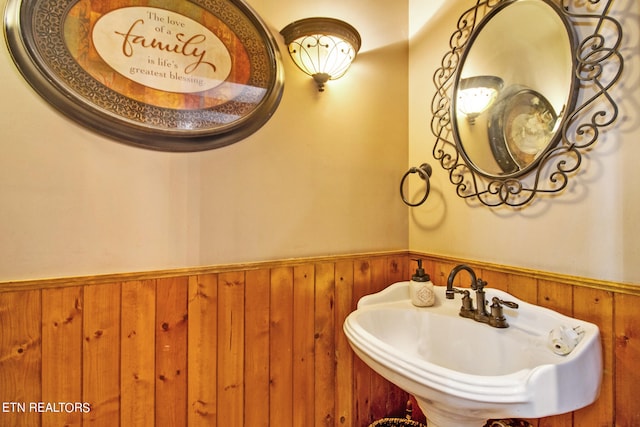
[4,0,284,151]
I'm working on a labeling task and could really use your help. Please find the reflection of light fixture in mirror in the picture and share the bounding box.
[456,76,504,124]
[280,18,361,92]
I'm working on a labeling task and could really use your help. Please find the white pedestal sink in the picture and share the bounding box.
[343,282,602,427]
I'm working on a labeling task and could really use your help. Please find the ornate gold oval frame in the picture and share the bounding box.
[4,0,284,151]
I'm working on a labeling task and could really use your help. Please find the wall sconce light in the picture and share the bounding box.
[456,76,504,124]
[280,18,361,92]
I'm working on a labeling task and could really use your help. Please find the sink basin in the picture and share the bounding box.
[343,281,602,427]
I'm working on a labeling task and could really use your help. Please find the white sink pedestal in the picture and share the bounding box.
[415,399,493,427]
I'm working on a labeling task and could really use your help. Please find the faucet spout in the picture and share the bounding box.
[446,264,477,299]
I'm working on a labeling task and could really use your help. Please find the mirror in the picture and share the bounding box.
[431,0,623,207]
[454,0,575,177]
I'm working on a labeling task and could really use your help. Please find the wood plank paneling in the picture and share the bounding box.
[480,269,509,292]
[41,286,83,427]
[1,252,638,427]
[120,280,155,427]
[431,259,459,287]
[314,263,336,427]
[387,255,407,285]
[244,269,270,427]
[506,274,538,305]
[352,259,374,427]
[84,283,121,427]
[292,265,315,427]
[187,273,218,427]
[217,272,245,427]
[538,279,573,317]
[269,267,294,427]
[0,290,41,427]
[335,261,354,426]
[155,277,188,427]
[614,293,640,426]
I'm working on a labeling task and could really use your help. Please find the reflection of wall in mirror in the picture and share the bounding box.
[456,110,503,175]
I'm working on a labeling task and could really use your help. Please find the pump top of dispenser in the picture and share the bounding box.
[412,259,430,282]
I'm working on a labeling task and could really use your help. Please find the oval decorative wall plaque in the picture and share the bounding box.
[4,0,284,151]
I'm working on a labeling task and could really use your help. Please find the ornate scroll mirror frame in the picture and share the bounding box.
[431,0,623,207]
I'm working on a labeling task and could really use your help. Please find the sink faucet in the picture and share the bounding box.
[446,264,518,328]
[446,264,476,299]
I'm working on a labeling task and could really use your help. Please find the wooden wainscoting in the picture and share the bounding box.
[2,252,639,427]
[0,253,413,427]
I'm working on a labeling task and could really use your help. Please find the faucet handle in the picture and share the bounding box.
[491,297,519,309]
[489,297,518,328]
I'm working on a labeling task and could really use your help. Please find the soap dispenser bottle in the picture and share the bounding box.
[410,259,435,307]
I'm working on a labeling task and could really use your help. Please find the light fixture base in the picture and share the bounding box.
[313,73,330,91]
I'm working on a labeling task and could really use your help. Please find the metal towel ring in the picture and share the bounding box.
[400,163,432,207]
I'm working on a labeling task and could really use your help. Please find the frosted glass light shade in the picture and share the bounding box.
[456,76,504,122]
[281,18,361,91]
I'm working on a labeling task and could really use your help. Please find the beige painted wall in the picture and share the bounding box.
[3,0,637,285]
[0,0,409,281]
[408,0,640,284]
